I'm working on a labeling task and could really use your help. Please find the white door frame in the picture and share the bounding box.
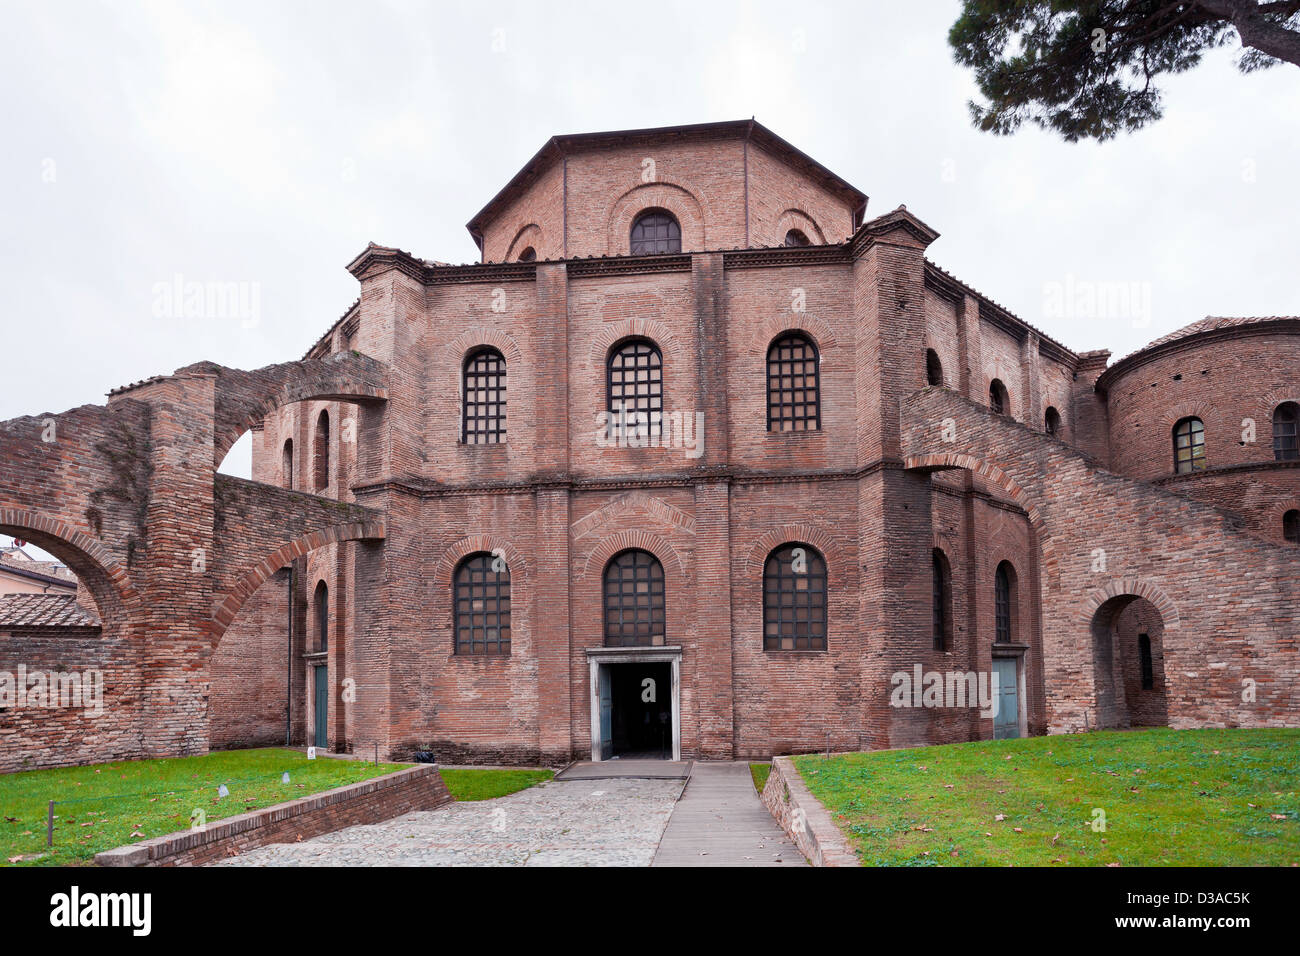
[586,646,681,761]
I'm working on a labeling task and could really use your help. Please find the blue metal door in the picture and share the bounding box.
[993,658,1020,739]
[598,665,612,760]
[314,666,328,749]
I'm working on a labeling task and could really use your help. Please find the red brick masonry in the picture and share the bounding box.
[93,764,451,867]
[760,756,857,866]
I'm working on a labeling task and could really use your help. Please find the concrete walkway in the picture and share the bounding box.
[652,762,802,866]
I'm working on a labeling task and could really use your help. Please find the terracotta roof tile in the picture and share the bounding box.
[0,593,100,629]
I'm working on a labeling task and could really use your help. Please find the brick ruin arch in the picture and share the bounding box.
[209,519,387,645]
[0,508,140,630]
[0,353,394,769]
[1087,592,1171,731]
[900,385,1300,734]
[208,352,389,466]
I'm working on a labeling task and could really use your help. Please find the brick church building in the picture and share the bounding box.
[2,120,1296,771]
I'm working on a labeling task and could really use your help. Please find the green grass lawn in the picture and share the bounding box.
[794,728,1299,867]
[750,763,772,794]
[437,768,553,802]
[0,748,405,867]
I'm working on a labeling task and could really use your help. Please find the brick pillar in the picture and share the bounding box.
[1071,350,1112,467]
[692,479,733,757]
[350,535,392,759]
[534,486,572,761]
[135,370,219,758]
[1020,332,1042,428]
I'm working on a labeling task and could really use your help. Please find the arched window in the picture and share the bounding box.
[630,210,681,255]
[989,379,1009,416]
[517,246,536,262]
[453,552,511,655]
[766,332,821,432]
[1284,509,1300,544]
[763,544,827,651]
[932,548,952,652]
[282,439,294,490]
[1273,402,1299,461]
[314,581,328,653]
[462,348,507,444]
[1045,406,1062,436]
[994,561,1016,644]
[925,349,944,387]
[313,410,330,491]
[603,549,665,647]
[784,228,811,247]
[1173,417,1206,474]
[607,338,663,442]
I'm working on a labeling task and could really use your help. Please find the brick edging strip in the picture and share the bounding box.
[760,755,858,867]
[95,764,453,867]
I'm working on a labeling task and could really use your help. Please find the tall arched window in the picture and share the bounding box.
[989,379,1010,416]
[630,210,681,255]
[462,347,507,444]
[763,543,827,651]
[784,228,811,247]
[1044,406,1062,436]
[994,561,1016,644]
[1273,402,1299,461]
[603,549,665,647]
[766,332,821,432]
[313,410,330,491]
[314,580,328,653]
[1173,417,1206,474]
[1284,509,1300,544]
[607,338,663,442]
[282,439,294,490]
[453,552,511,655]
[932,548,953,652]
[925,349,943,387]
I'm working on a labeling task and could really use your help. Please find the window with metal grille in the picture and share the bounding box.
[454,553,511,655]
[784,228,810,247]
[1139,633,1154,690]
[630,210,681,255]
[313,410,330,491]
[1173,417,1206,474]
[607,339,663,442]
[314,581,328,653]
[462,348,507,444]
[517,246,536,262]
[989,379,1009,416]
[763,544,827,651]
[766,333,820,432]
[925,349,943,387]
[1273,402,1299,461]
[1285,509,1300,544]
[995,561,1015,644]
[603,549,665,647]
[932,548,952,651]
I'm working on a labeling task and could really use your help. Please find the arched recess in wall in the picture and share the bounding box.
[774,208,826,246]
[605,182,706,255]
[505,223,544,262]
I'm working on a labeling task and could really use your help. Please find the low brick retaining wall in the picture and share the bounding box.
[95,764,452,867]
[760,755,858,867]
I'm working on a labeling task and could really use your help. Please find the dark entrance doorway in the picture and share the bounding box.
[608,662,672,759]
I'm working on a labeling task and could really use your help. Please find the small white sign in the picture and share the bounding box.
[307,747,317,760]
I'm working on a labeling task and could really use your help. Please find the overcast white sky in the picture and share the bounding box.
[2,0,1298,490]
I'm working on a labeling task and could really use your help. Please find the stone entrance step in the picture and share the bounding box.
[554,759,694,781]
